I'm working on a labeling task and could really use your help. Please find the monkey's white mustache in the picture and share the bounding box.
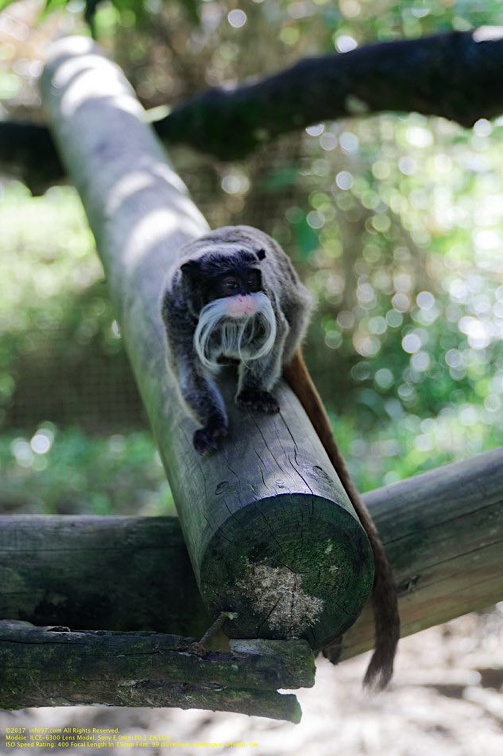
[194,292,277,370]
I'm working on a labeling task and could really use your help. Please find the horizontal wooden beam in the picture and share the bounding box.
[0,622,313,722]
[340,445,503,662]
[0,515,210,637]
[2,447,502,663]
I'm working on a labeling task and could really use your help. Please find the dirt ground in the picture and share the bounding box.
[1,606,502,756]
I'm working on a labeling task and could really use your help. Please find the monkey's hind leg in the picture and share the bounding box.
[193,413,229,455]
[235,346,285,414]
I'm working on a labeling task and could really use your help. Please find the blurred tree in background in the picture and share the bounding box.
[0,0,502,514]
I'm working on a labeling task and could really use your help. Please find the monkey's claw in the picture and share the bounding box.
[236,389,280,414]
[193,422,228,455]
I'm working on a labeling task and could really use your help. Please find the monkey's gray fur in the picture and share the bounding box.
[161,225,312,454]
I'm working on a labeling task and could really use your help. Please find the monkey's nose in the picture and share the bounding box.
[227,295,257,317]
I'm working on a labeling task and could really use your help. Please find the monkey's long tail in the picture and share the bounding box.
[283,349,400,690]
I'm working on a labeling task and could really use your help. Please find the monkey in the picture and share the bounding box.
[161,224,400,690]
[161,225,311,454]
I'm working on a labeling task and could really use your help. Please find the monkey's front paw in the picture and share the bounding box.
[236,389,280,414]
[193,422,228,455]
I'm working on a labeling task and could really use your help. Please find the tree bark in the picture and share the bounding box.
[0,515,211,637]
[0,121,64,194]
[3,28,503,189]
[156,28,503,159]
[0,622,312,722]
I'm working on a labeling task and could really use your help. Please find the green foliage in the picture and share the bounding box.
[0,425,173,515]
[0,184,142,429]
[0,0,201,31]
[295,114,503,452]
[0,184,170,515]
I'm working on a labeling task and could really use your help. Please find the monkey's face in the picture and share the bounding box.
[205,268,263,318]
[180,248,276,370]
[207,267,262,300]
[181,249,265,313]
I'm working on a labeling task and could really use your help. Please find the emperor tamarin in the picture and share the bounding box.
[161,224,400,690]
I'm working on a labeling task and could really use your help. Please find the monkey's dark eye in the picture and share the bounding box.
[220,276,240,296]
[247,271,261,292]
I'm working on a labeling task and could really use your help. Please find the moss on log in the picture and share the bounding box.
[0,515,210,637]
[0,622,312,722]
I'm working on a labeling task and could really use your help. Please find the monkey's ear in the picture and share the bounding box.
[180,259,200,277]
[256,248,266,261]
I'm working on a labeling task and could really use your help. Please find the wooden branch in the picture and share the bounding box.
[0,622,313,722]
[4,27,503,189]
[40,37,374,652]
[2,447,502,660]
[0,120,65,194]
[157,28,503,159]
[0,515,211,637]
